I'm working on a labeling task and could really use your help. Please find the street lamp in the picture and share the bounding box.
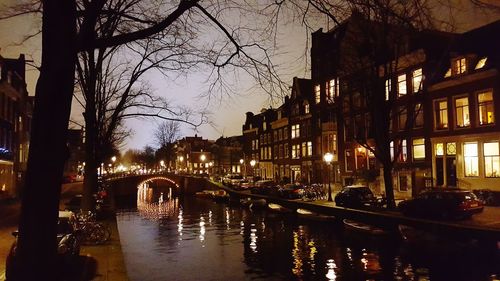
[111,156,117,173]
[200,154,206,174]
[250,160,256,183]
[239,159,244,176]
[323,152,334,202]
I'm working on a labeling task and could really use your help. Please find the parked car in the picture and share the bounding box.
[334,185,377,208]
[280,183,305,199]
[250,180,276,195]
[398,188,484,219]
[6,211,81,280]
[222,174,245,187]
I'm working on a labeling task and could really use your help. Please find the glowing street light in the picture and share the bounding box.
[323,152,334,202]
[200,154,206,162]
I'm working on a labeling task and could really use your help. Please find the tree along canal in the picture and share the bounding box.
[116,183,499,281]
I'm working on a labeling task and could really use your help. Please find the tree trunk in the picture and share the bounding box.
[16,1,76,280]
[382,164,396,209]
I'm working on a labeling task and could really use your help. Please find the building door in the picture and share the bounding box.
[446,157,457,187]
[436,157,444,186]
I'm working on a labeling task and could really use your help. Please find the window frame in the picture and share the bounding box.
[464,142,479,177]
[454,96,471,129]
[397,73,407,97]
[412,68,423,94]
[477,89,495,126]
[434,99,449,130]
[484,141,500,178]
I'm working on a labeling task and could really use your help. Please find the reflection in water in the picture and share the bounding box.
[199,216,206,243]
[116,182,499,281]
[137,183,178,220]
[325,259,337,280]
[250,226,258,253]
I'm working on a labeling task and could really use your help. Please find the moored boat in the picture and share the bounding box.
[240,198,267,209]
[296,208,335,222]
[195,190,215,198]
[267,203,293,213]
[343,219,386,235]
[212,189,230,203]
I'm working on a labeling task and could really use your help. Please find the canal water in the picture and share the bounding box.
[116,184,499,281]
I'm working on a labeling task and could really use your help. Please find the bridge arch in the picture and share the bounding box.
[138,176,180,189]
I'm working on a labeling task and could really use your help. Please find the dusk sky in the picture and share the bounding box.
[0,0,499,152]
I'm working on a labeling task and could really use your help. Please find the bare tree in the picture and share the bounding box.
[154,120,180,148]
[1,0,288,279]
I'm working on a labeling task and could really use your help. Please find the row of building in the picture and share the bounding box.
[0,54,33,198]
[173,16,500,199]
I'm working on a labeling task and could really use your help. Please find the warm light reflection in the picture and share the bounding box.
[250,225,257,253]
[177,209,183,239]
[325,259,337,280]
[291,226,317,278]
[225,208,230,229]
[360,249,382,274]
[240,220,244,235]
[137,183,179,220]
[199,216,206,243]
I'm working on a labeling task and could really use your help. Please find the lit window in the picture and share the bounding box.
[447,142,456,155]
[301,142,307,157]
[326,78,338,103]
[415,103,423,127]
[435,143,444,156]
[454,57,467,75]
[464,142,478,177]
[484,142,500,178]
[307,141,312,156]
[385,79,391,101]
[444,68,451,78]
[401,139,407,162]
[475,57,487,70]
[455,97,470,128]
[413,138,425,160]
[434,100,448,129]
[304,102,310,114]
[291,124,300,139]
[412,68,423,93]
[292,144,300,159]
[398,74,407,97]
[314,85,321,104]
[390,141,394,161]
[478,91,494,125]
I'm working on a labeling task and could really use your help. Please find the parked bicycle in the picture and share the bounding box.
[73,211,111,245]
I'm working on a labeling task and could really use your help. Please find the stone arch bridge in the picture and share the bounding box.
[107,173,217,197]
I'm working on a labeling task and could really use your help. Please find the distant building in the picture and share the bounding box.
[174,134,214,175]
[0,54,33,198]
[212,135,244,176]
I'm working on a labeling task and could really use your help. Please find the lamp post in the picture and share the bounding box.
[160,160,165,172]
[239,159,244,177]
[111,156,117,173]
[249,159,256,183]
[200,154,206,174]
[323,152,334,202]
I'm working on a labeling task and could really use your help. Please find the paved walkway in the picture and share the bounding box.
[0,182,129,281]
